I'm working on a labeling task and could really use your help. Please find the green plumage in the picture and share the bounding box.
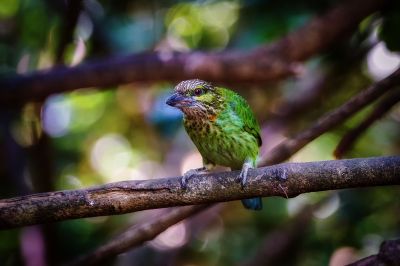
[184,87,261,169]
[166,79,263,210]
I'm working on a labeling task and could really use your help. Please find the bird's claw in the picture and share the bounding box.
[181,170,195,190]
[181,167,207,190]
[181,175,188,190]
[238,163,251,189]
[239,171,248,188]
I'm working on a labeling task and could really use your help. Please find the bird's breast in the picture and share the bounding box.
[183,117,258,169]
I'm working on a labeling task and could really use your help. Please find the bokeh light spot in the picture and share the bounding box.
[76,12,93,41]
[90,134,138,180]
[0,0,19,18]
[70,37,87,66]
[367,42,400,80]
[165,1,239,49]
[150,221,188,250]
[42,95,72,137]
[313,193,340,219]
[68,89,107,133]
[180,151,203,175]
[287,194,310,217]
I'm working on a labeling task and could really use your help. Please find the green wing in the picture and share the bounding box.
[225,89,262,147]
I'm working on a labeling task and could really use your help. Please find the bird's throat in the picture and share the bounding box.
[183,110,218,123]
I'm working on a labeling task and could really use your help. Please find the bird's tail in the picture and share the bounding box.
[241,197,263,210]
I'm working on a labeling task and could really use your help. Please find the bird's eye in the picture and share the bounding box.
[194,88,203,96]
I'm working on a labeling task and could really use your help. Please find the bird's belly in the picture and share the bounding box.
[189,126,258,169]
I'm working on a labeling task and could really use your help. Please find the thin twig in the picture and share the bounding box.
[259,67,400,166]
[334,89,400,158]
[71,205,209,266]
[55,0,83,64]
[240,196,330,266]
[269,40,375,123]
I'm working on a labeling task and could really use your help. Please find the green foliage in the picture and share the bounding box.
[0,0,19,19]
[165,1,240,49]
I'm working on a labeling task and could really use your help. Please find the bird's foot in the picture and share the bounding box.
[181,167,207,190]
[237,162,252,188]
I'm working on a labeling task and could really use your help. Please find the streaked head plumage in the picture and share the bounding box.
[174,79,214,96]
[166,79,222,118]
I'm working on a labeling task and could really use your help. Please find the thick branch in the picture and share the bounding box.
[259,67,400,166]
[0,156,398,230]
[0,0,384,105]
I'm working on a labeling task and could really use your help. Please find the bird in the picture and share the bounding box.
[166,79,262,210]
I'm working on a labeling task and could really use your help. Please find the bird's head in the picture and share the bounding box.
[166,79,222,118]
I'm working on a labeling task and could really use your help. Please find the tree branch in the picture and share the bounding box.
[72,205,209,266]
[240,200,324,266]
[334,89,400,158]
[259,67,400,166]
[0,0,384,105]
[348,239,400,266]
[0,156,399,230]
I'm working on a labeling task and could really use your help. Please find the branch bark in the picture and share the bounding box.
[0,0,385,105]
[0,156,399,230]
[259,67,400,166]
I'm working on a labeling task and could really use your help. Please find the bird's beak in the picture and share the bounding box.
[166,93,194,108]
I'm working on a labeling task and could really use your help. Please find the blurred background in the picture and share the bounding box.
[0,0,400,265]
